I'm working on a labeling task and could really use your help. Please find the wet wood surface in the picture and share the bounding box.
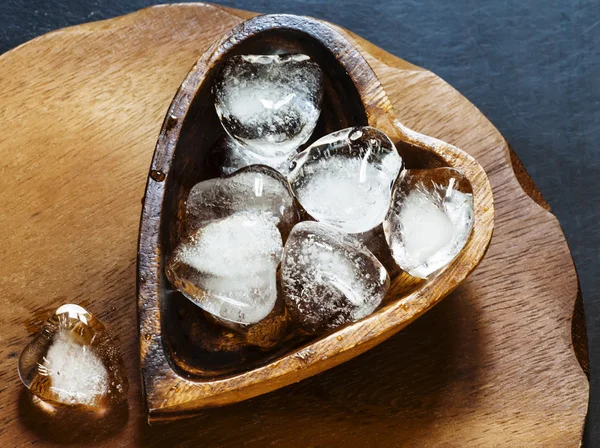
[0,3,588,446]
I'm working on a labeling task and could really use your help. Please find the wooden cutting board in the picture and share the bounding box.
[0,3,588,447]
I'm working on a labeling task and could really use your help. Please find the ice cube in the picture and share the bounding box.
[280,221,389,334]
[211,135,297,177]
[18,304,128,409]
[186,165,300,240]
[166,213,283,325]
[214,54,323,159]
[288,126,404,233]
[384,168,474,278]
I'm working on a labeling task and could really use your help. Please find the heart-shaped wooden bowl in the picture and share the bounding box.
[137,13,494,422]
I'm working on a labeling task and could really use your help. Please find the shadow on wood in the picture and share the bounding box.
[17,388,129,445]
[141,287,482,446]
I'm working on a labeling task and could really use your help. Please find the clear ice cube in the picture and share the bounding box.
[18,304,128,409]
[288,126,404,233]
[281,221,390,334]
[186,165,300,240]
[384,167,474,278]
[166,213,283,325]
[214,54,323,159]
[211,135,297,178]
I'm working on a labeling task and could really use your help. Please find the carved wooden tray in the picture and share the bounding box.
[0,3,588,446]
[137,13,494,421]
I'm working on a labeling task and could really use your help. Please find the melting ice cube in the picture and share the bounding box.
[288,126,404,233]
[280,221,389,334]
[18,304,128,409]
[384,167,474,278]
[214,54,323,159]
[186,165,300,240]
[166,213,283,325]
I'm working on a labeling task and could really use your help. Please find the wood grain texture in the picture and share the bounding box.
[0,3,588,446]
[138,13,494,420]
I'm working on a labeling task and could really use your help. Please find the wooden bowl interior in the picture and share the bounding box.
[159,27,457,380]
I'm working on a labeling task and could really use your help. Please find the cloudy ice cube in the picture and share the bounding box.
[18,304,128,409]
[384,168,474,278]
[214,54,323,159]
[186,165,299,240]
[42,330,108,406]
[281,221,389,335]
[288,126,404,234]
[166,213,283,325]
[211,135,297,177]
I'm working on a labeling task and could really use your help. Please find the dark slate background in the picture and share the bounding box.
[1,0,598,444]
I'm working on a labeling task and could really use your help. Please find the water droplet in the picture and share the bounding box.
[150,170,166,182]
[164,114,178,132]
[349,128,363,141]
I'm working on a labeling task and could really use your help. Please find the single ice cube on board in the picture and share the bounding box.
[166,213,283,325]
[214,54,324,159]
[18,304,128,409]
[383,167,474,279]
[211,135,297,177]
[281,221,390,335]
[288,126,404,233]
[186,165,300,240]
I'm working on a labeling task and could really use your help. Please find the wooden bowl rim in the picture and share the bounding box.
[137,13,495,421]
